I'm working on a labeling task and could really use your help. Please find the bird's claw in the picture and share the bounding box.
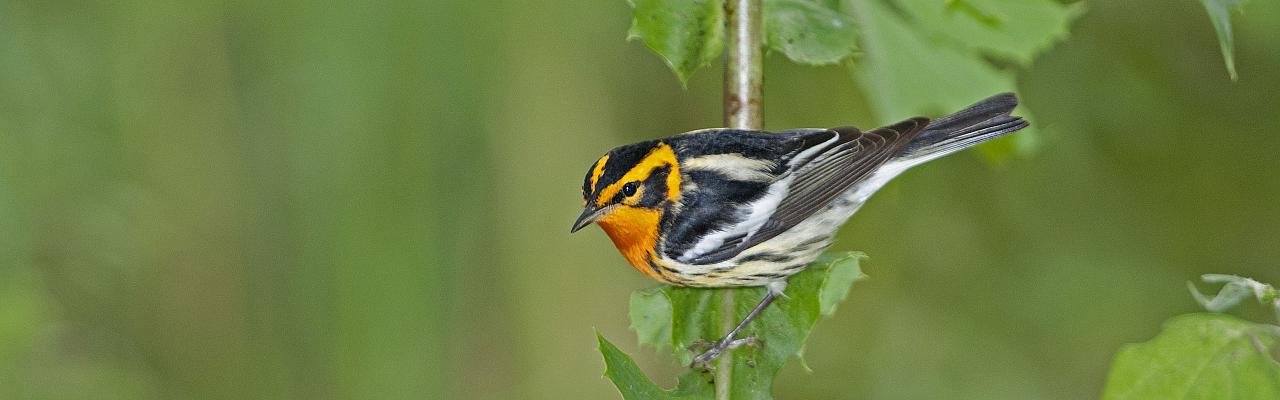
[691,347,721,370]
[689,336,758,369]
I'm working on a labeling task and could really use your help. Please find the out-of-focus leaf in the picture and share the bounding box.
[1102,314,1280,400]
[630,287,674,350]
[850,0,1080,161]
[852,0,1022,160]
[902,0,1084,66]
[763,0,858,65]
[627,0,725,85]
[1200,0,1244,81]
[817,252,867,316]
[598,333,715,400]
[612,251,864,399]
[945,0,1002,27]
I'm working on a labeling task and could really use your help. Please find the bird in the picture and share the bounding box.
[570,93,1028,365]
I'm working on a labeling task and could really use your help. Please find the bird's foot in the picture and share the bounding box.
[689,336,758,369]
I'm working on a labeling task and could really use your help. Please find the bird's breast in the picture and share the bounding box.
[596,206,666,282]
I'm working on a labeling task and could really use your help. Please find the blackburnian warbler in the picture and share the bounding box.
[571,93,1027,364]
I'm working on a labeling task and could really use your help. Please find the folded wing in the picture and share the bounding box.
[677,118,927,265]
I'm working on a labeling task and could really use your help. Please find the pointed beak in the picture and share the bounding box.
[570,204,612,233]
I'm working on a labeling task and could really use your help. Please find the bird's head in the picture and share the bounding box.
[571,140,682,234]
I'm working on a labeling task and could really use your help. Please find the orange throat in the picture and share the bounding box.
[595,206,665,282]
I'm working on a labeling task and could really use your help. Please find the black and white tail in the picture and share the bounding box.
[898,93,1028,163]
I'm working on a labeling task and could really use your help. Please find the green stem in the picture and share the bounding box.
[720,0,762,398]
[724,0,763,130]
[716,290,735,400]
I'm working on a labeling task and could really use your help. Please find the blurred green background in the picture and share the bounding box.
[2,0,1278,398]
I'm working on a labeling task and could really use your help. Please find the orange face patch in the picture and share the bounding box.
[595,205,665,282]
[595,143,681,206]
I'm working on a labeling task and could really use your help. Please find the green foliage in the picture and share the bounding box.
[627,0,726,85]
[627,0,861,82]
[1199,0,1245,80]
[850,0,1082,160]
[1101,314,1280,400]
[601,252,866,399]
[1103,276,1280,399]
[599,334,715,399]
[905,0,1082,66]
[763,0,858,65]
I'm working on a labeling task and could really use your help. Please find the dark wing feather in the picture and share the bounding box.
[658,128,839,260]
[900,93,1024,161]
[686,118,928,265]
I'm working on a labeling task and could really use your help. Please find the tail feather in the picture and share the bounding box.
[899,93,1028,162]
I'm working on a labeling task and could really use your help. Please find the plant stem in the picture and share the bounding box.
[725,0,763,130]
[716,290,735,400]
[720,0,762,398]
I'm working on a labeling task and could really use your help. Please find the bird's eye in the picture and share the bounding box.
[622,181,639,197]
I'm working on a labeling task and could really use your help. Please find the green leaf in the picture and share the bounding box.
[900,0,1084,66]
[612,251,865,399]
[627,0,725,85]
[598,333,715,400]
[630,287,674,350]
[817,252,867,316]
[944,0,1002,27]
[1200,0,1244,81]
[849,0,1081,161]
[763,0,858,65]
[1102,314,1280,400]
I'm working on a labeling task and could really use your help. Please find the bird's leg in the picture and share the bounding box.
[690,287,780,366]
